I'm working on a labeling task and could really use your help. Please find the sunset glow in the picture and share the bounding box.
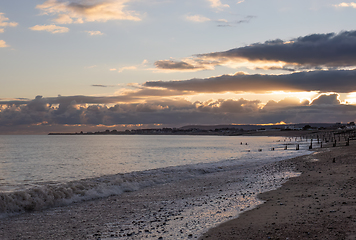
[1,0,356,134]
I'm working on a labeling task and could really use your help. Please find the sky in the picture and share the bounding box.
[1,0,356,134]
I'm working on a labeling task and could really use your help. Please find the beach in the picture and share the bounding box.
[200,144,356,240]
[0,136,355,239]
[0,153,299,239]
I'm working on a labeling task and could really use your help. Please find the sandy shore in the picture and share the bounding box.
[200,145,356,240]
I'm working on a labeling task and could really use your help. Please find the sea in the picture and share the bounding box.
[0,135,312,239]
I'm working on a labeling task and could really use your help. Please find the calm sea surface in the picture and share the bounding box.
[0,135,308,192]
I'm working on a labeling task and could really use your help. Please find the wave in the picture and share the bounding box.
[0,149,309,217]
[0,159,240,216]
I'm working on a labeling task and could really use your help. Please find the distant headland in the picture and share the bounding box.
[48,122,355,136]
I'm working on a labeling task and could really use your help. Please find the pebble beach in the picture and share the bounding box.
[0,134,355,239]
[200,144,356,240]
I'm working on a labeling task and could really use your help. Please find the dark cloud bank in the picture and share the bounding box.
[155,30,356,71]
[145,69,356,93]
[1,94,355,133]
[202,31,356,67]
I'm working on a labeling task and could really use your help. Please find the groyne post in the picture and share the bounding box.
[309,139,313,149]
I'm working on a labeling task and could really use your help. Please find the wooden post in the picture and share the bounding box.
[309,139,312,149]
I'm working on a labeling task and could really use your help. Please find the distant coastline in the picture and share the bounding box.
[48,122,355,137]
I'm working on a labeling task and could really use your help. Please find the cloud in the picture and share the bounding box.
[84,65,97,69]
[216,16,255,27]
[156,31,356,72]
[118,66,137,72]
[144,69,356,93]
[0,86,187,108]
[207,0,230,10]
[2,94,356,132]
[154,60,210,71]
[29,24,69,33]
[0,40,9,48]
[185,14,211,23]
[115,59,148,73]
[85,30,103,36]
[264,97,309,110]
[92,84,110,87]
[36,0,141,24]
[237,0,245,4]
[184,14,253,27]
[311,93,341,105]
[196,31,356,70]
[0,29,4,33]
[0,13,18,28]
[333,2,356,8]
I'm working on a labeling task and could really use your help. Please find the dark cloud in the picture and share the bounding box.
[1,94,356,133]
[154,60,207,71]
[145,69,356,93]
[198,31,356,68]
[311,94,340,105]
[216,16,256,27]
[0,87,188,108]
[264,97,309,110]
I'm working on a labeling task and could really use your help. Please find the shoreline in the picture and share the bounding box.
[0,137,309,240]
[200,144,356,240]
[0,137,354,239]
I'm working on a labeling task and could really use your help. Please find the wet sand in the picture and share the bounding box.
[200,145,356,240]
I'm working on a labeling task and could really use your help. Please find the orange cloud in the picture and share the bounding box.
[36,0,141,24]
[85,30,104,36]
[207,0,230,9]
[0,13,18,28]
[0,40,9,47]
[185,15,211,23]
[29,24,69,33]
[333,2,356,8]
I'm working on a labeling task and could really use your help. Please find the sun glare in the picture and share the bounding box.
[188,91,319,104]
[345,92,356,104]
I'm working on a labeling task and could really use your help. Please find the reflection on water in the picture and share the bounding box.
[0,135,308,191]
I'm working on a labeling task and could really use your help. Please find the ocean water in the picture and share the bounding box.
[0,135,312,238]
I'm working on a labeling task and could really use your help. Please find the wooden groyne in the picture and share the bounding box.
[283,129,356,150]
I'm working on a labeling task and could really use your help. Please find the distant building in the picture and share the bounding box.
[284,125,302,130]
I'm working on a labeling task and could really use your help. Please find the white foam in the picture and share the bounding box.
[0,150,307,220]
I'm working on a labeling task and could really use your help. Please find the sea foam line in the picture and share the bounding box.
[0,148,309,217]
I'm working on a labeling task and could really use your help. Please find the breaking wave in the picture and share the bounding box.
[0,139,310,217]
[0,160,248,215]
